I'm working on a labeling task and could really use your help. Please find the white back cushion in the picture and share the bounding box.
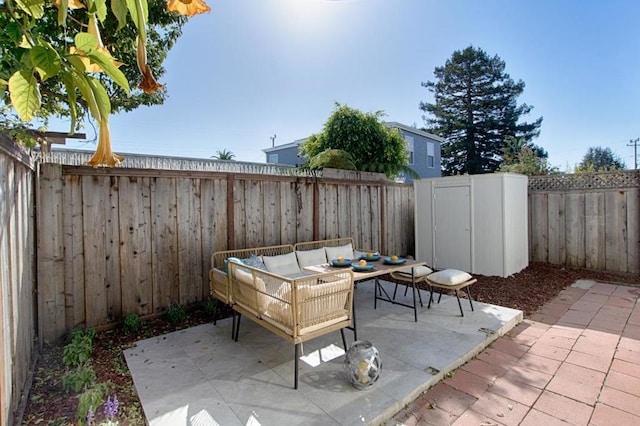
[262,252,301,276]
[295,248,327,267]
[325,243,354,261]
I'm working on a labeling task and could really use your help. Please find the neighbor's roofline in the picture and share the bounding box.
[384,122,445,142]
[263,137,307,153]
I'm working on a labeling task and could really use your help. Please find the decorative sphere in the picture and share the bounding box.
[344,340,382,389]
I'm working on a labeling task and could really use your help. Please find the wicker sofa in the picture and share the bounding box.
[209,238,359,388]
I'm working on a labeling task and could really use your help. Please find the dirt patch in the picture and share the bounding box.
[19,263,638,424]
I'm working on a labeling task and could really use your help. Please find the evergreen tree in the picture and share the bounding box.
[576,146,626,172]
[420,46,543,175]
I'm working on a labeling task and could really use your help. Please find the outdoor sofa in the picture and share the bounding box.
[210,238,362,388]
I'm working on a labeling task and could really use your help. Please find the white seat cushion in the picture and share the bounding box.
[427,269,473,286]
[396,265,433,278]
[262,252,302,276]
[295,248,327,267]
[325,243,354,261]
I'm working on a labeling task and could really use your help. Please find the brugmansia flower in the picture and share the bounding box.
[88,119,124,168]
[136,35,164,94]
[167,0,211,17]
[70,16,123,73]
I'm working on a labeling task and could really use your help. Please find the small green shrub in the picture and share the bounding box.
[63,329,96,367]
[122,313,142,334]
[165,303,187,324]
[62,365,96,393]
[77,382,108,422]
[203,297,218,316]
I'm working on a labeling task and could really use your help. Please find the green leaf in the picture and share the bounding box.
[57,0,69,27]
[8,70,41,122]
[85,51,130,94]
[111,0,129,31]
[61,72,78,131]
[127,0,148,36]
[86,75,111,118]
[92,0,108,22]
[72,71,101,120]
[31,45,61,81]
[15,0,45,19]
[6,22,23,45]
[75,32,99,53]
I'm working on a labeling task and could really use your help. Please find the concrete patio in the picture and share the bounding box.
[124,279,522,425]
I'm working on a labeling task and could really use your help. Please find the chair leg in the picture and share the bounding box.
[437,288,443,303]
[428,286,434,309]
[294,343,300,389]
[340,328,347,351]
[230,311,236,340]
[467,286,475,311]
[455,290,464,317]
[234,313,242,342]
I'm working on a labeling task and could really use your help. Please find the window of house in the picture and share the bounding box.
[268,153,279,164]
[427,142,435,168]
[405,136,414,165]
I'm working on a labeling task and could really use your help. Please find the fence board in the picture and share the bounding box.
[82,175,109,326]
[200,178,227,285]
[177,178,203,304]
[565,193,586,268]
[337,185,351,238]
[604,191,627,272]
[233,179,246,248]
[296,181,314,243]
[38,165,66,342]
[584,192,605,270]
[627,189,640,273]
[151,178,178,310]
[105,176,122,321]
[529,193,548,262]
[63,175,85,328]
[279,181,296,244]
[244,180,263,248]
[118,176,153,315]
[263,181,279,246]
[547,192,566,265]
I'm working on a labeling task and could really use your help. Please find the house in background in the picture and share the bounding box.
[262,122,443,181]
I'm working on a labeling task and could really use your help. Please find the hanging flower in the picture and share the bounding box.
[167,0,211,17]
[70,16,123,73]
[87,119,124,168]
[136,35,164,94]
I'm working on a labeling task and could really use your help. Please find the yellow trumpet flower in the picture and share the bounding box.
[87,119,124,168]
[167,0,211,17]
[136,35,164,94]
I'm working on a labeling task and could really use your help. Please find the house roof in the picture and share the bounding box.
[384,122,445,142]
[262,137,307,153]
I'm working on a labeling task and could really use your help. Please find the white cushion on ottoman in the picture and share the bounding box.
[396,266,433,278]
[428,269,473,286]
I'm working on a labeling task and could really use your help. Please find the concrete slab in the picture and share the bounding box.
[124,280,522,426]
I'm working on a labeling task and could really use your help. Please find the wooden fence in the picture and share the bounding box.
[528,170,639,274]
[0,135,36,426]
[37,164,414,343]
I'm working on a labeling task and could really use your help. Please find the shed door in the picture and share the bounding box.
[434,186,471,271]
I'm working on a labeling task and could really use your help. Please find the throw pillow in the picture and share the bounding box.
[242,253,267,270]
[262,252,302,276]
[295,248,327,267]
[324,243,354,261]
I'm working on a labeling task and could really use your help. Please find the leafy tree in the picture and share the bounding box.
[212,149,236,160]
[420,46,543,175]
[499,145,558,176]
[576,146,626,172]
[1,0,210,166]
[299,103,416,179]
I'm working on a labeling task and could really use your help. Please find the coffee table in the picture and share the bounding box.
[305,258,427,340]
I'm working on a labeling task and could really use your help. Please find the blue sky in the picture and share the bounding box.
[59,0,639,170]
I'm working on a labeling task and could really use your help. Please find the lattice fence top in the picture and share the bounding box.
[529,170,640,191]
[37,149,311,177]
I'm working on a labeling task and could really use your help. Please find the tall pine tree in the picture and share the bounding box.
[420,46,543,175]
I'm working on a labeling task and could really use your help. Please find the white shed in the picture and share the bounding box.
[414,173,529,277]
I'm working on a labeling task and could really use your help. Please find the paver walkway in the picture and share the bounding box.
[389,280,640,426]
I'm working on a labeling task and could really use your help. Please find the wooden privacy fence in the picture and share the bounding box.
[528,170,639,274]
[0,135,36,426]
[37,164,414,343]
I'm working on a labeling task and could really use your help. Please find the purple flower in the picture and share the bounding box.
[103,395,119,419]
[86,407,95,425]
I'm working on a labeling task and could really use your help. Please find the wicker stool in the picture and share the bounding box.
[425,269,477,317]
[389,265,433,306]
